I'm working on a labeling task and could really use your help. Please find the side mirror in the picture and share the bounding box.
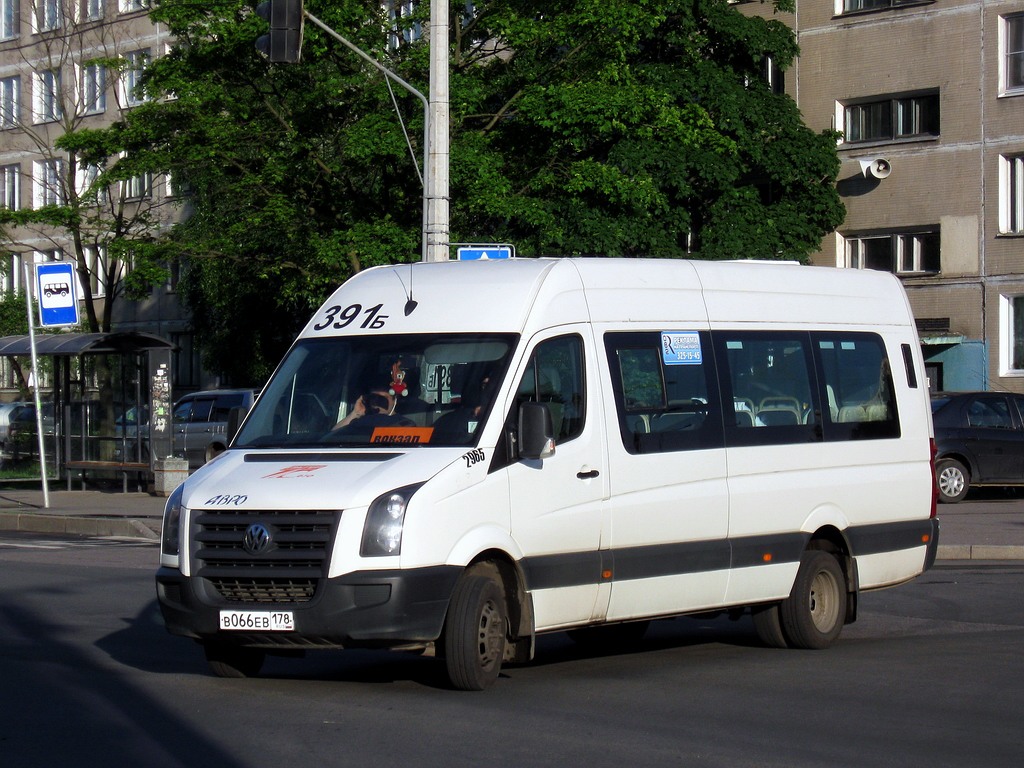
[518,401,556,460]
[226,405,249,443]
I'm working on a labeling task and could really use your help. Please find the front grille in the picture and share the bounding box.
[193,508,338,604]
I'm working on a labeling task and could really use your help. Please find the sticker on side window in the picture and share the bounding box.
[661,332,702,366]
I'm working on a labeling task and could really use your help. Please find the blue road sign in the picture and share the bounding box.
[36,262,79,327]
[457,246,514,260]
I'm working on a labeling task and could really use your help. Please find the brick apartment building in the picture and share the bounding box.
[0,0,204,395]
[739,0,1024,392]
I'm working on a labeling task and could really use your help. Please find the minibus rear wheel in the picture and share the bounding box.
[779,550,846,650]
[443,565,508,691]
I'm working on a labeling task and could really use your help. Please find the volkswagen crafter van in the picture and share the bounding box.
[156,258,939,690]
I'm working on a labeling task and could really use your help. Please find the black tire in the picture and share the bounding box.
[936,458,970,503]
[567,620,650,650]
[751,603,789,649]
[203,640,266,678]
[779,550,847,650]
[443,567,507,691]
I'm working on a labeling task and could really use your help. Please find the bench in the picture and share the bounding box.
[64,460,150,493]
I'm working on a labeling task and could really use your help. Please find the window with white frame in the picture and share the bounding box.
[75,161,107,205]
[83,244,107,297]
[387,1,422,48]
[1,252,22,296]
[119,0,148,12]
[80,0,104,21]
[845,230,940,275]
[123,170,152,199]
[1,163,19,210]
[121,49,149,106]
[34,68,62,123]
[35,0,62,31]
[0,75,18,128]
[33,158,64,207]
[1001,154,1024,234]
[839,91,939,144]
[79,62,105,114]
[1003,14,1024,95]
[1001,294,1024,373]
[1,0,18,40]
[840,0,929,13]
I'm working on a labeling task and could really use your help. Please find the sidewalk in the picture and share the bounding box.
[0,486,1022,560]
[0,488,164,540]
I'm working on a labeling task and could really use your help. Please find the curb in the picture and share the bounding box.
[0,511,160,540]
[935,544,1024,561]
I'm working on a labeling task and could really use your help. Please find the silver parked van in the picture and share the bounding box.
[173,389,256,469]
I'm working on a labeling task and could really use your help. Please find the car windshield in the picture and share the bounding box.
[234,334,517,449]
[930,396,952,413]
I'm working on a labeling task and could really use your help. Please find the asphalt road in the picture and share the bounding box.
[1,532,1021,768]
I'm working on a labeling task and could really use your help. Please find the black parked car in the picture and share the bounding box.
[931,391,1024,503]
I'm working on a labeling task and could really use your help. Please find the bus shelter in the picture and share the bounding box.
[0,332,175,492]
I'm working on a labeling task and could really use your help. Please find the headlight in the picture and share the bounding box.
[361,484,423,557]
[160,483,185,563]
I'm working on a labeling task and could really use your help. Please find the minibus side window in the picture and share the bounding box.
[604,331,724,454]
[813,333,900,441]
[514,335,585,443]
[716,332,820,447]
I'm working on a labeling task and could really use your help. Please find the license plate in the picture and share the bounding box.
[219,610,294,632]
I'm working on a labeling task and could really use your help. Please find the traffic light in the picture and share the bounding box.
[255,0,304,63]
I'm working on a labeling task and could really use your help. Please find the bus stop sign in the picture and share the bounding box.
[36,262,80,327]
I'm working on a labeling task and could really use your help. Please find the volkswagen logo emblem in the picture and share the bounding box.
[242,523,273,555]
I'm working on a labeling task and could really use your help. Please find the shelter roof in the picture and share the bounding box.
[0,332,174,356]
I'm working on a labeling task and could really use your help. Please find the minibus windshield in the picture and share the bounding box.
[234,334,516,449]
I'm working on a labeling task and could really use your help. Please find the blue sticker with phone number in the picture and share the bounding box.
[661,332,702,365]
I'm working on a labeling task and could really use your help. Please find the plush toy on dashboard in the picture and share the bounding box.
[389,359,409,397]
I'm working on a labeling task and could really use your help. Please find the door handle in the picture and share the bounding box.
[576,469,600,480]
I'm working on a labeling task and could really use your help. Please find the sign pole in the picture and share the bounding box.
[23,262,49,509]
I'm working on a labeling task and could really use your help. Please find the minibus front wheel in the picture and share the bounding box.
[443,564,508,691]
[203,639,266,678]
[779,550,847,650]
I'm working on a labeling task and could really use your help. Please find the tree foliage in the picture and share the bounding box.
[111,0,843,383]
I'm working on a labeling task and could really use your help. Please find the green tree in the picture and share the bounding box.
[109,0,843,382]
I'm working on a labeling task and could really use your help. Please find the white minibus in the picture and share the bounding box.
[156,258,939,690]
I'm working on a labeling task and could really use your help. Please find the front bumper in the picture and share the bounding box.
[155,565,462,648]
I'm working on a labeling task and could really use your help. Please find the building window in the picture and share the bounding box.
[840,92,939,144]
[83,245,107,297]
[839,0,930,13]
[0,75,18,128]
[80,0,104,21]
[33,158,64,207]
[845,231,940,275]
[123,170,152,200]
[1001,155,1024,234]
[75,162,107,205]
[762,56,784,95]
[1003,14,1024,95]
[119,0,149,12]
[34,68,62,123]
[79,62,106,115]
[35,0,62,32]
[1001,295,1024,373]
[1,0,18,40]
[1,164,19,210]
[387,1,422,48]
[121,49,150,106]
